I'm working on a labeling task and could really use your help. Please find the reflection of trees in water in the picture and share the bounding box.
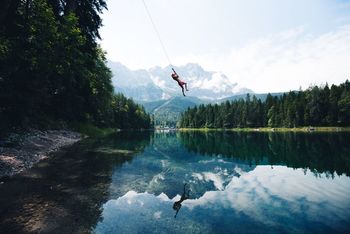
[0,131,151,233]
[151,132,198,162]
[179,131,350,176]
[91,130,152,153]
[152,132,179,148]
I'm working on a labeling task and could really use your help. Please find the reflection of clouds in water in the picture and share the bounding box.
[96,166,350,233]
[95,191,212,234]
[186,166,350,229]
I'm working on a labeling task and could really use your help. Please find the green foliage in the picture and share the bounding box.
[0,0,152,133]
[111,93,152,129]
[180,81,350,128]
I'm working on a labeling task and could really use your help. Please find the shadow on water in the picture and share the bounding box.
[0,131,151,234]
[179,131,350,176]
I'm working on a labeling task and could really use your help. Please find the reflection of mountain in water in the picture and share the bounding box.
[109,132,256,200]
[108,131,350,201]
[179,131,350,176]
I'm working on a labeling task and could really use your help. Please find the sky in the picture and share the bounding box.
[99,0,350,93]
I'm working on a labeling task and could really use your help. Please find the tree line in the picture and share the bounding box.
[180,81,350,128]
[0,0,152,132]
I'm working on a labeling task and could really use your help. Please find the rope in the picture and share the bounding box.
[141,0,172,66]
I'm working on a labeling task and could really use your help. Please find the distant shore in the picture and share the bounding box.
[0,130,82,178]
[179,127,350,132]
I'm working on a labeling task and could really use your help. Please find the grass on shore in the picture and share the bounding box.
[179,127,350,132]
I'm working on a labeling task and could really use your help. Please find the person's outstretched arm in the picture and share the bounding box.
[172,68,178,75]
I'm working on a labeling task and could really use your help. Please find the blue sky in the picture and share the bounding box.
[100,0,350,92]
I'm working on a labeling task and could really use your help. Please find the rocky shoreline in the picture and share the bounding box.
[0,130,82,178]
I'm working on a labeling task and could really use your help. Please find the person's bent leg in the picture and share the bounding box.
[185,83,189,91]
[179,83,186,96]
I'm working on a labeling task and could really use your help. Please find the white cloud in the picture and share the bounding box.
[101,0,350,93]
[174,25,350,93]
[224,25,350,92]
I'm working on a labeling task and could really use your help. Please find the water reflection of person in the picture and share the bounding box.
[173,183,190,218]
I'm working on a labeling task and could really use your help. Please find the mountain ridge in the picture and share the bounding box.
[108,61,252,102]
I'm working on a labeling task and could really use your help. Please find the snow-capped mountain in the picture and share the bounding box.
[108,61,252,102]
[108,61,165,101]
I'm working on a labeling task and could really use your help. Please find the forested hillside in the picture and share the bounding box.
[0,0,151,132]
[180,81,350,128]
[143,96,204,127]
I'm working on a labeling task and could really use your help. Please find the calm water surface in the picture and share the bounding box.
[1,131,350,233]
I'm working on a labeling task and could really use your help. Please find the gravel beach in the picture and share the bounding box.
[0,130,82,178]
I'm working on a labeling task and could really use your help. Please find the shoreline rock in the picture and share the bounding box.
[0,130,82,178]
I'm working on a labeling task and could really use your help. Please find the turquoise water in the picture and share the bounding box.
[1,131,349,233]
[94,131,350,233]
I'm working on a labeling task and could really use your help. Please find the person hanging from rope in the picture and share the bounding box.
[171,68,189,96]
[142,0,189,96]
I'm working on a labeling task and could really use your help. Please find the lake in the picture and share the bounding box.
[1,131,350,233]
